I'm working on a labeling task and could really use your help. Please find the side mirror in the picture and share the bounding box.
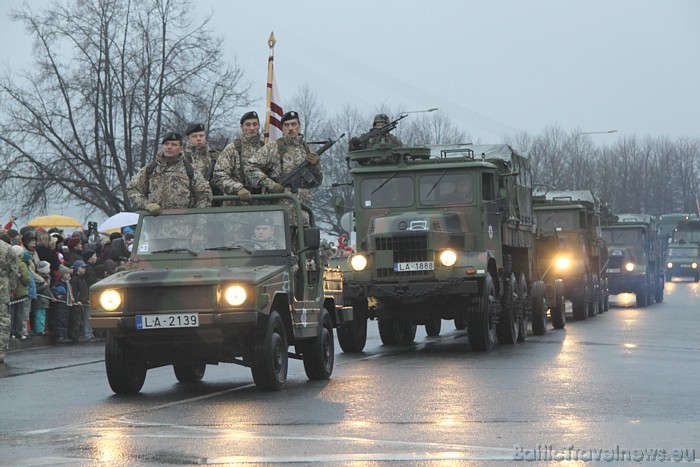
[304,226,321,251]
[111,238,127,260]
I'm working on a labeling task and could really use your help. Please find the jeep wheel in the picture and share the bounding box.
[105,332,147,395]
[468,275,497,352]
[496,274,519,344]
[516,273,529,342]
[572,281,589,320]
[251,311,288,391]
[337,299,368,353]
[551,280,566,330]
[531,280,547,336]
[378,316,416,345]
[425,319,442,337]
[302,309,334,380]
[173,364,206,383]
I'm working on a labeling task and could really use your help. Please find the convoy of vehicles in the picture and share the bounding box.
[601,214,664,307]
[532,189,608,328]
[90,194,350,394]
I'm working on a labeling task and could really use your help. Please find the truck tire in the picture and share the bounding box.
[337,299,368,353]
[589,275,600,318]
[601,278,610,312]
[655,277,664,302]
[572,282,589,320]
[531,281,547,336]
[173,364,206,383]
[468,275,496,352]
[251,311,288,391]
[496,274,519,345]
[635,286,647,308]
[105,331,147,395]
[378,316,416,345]
[302,308,334,380]
[425,319,441,337]
[551,280,566,330]
[516,273,529,343]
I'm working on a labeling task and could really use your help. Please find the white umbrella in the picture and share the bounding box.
[98,212,139,232]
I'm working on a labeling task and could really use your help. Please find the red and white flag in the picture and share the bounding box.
[265,32,283,143]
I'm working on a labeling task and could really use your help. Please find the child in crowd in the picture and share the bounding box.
[51,265,72,344]
[32,260,53,336]
[69,260,94,342]
[10,245,31,340]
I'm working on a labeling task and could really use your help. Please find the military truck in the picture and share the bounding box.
[657,213,699,264]
[665,242,700,282]
[90,194,350,394]
[532,190,608,326]
[334,143,542,352]
[601,214,664,307]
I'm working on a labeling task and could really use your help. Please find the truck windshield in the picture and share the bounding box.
[419,172,475,205]
[668,247,699,257]
[136,210,287,255]
[360,176,414,208]
[601,228,643,245]
[536,211,576,231]
[673,231,700,243]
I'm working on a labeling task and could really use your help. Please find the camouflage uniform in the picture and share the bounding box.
[245,135,323,226]
[127,152,212,210]
[212,134,264,204]
[349,132,402,151]
[184,145,216,180]
[0,241,17,361]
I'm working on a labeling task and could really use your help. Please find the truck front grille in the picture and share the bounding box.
[125,286,215,313]
[375,233,432,279]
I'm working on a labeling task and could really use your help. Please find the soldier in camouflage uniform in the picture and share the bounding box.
[252,215,282,250]
[349,113,403,151]
[128,132,212,215]
[0,235,18,363]
[245,111,323,226]
[212,111,264,204]
[183,123,219,181]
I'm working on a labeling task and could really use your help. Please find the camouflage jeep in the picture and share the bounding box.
[90,194,349,394]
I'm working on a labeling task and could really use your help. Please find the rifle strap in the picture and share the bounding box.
[145,157,195,202]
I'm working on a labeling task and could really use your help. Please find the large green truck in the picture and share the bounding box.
[334,143,542,352]
[666,217,700,281]
[532,190,608,327]
[601,214,664,307]
[90,194,350,394]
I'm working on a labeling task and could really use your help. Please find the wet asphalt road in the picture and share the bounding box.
[0,279,699,465]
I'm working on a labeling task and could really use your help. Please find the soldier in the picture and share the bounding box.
[349,113,403,151]
[252,216,282,250]
[245,111,323,227]
[212,111,264,204]
[183,123,217,180]
[0,234,18,363]
[128,131,212,215]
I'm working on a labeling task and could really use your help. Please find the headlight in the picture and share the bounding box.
[625,262,635,272]
[693,262,698,269]
[224,285,247,306]
[555,257,570,269]
[667,262,673,269]
[350,254,368,271]
[439,249,457,267]
[99,289,122,311]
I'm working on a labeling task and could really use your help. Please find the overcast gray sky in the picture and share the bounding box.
[0,0,698,222]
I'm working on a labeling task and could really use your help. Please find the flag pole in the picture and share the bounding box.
[264,32,276,144]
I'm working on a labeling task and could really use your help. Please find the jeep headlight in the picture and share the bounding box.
[625,262,635,272]
[99,289,122,312]
[555,257,570,270]
[224,285,247,306]
[693,262,698,269]
[667,262,673,269]
[350,254,368,271]
[439,249,457,267]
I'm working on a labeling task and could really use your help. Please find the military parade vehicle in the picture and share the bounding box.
[532,189,608,327]
[601,214,664,307]
[333,140,542,352]
[666,217,700,281]
[90,194,350,394]
[657,213,699,264]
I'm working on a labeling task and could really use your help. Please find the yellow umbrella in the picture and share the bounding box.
[26,215,82,229]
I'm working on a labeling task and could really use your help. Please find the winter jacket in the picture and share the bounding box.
[14,257,30,298]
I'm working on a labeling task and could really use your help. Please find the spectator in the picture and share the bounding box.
[83,249,104,288]
[65,237,83,266]
[10,245,31,340]
[69,260,94,343]
[7,229,20,246]
[33,261,52,336]
[51,265,72,344]
[36,231,60,278]
[101,232,122,264]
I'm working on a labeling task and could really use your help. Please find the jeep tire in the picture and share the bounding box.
[302,308,334,380]
[105,332,147,395]
[173,364,206,383]
[251,311,288,391]
[337,299,368,353]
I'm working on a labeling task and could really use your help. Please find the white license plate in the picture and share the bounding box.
[607,268,621,273]
[394,261,434,272]
[136,313,199,330]
[680,264,690,268]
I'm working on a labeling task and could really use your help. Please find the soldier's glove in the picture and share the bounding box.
[145,203,162,216]
[237,187,252,202]
[269,182,286,193]
[305,152,320,166]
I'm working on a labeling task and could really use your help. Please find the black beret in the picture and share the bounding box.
[162,132,182,144]
[280,111,299,125]
[255,216,274,226]
[240,111,259,124]
[185,123,205,136]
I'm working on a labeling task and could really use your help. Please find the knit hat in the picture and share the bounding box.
[67,237,82,249]
[37,260,51,274]
[58,265,71,277]
[11,245,24,256]
[82,249,97,262]
[72,260,87,270]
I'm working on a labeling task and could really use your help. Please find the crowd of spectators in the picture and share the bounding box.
[1,215,133,345]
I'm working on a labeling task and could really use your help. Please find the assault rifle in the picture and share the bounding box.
[349,114,407,150]
[280,133,345,193]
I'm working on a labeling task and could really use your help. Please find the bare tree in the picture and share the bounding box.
[0,0,250,216]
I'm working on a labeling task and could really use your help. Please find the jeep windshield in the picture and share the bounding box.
[668,246,699,258]
[136,210,287,255]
